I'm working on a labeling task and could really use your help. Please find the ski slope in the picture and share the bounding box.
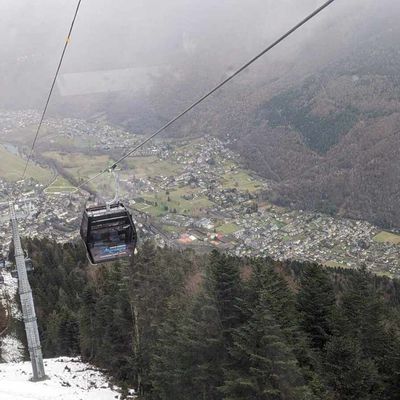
[0,357,128,400]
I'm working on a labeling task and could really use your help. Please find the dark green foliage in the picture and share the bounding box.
[22,239,400,400]
[151,293,225,400]
[79,285,98,360]
[325,266,400,400]
[149,250,243,400]
[24,238,87,357]
[324,335,381,400]
[126,240,195,393]
[207,250,243,345]
[297,263,336,351]
[222,310,310,400]
[339,267,388,358]
[259,85,359,154]
[91,264,135,381]
[221,262,313,400]
[149,300,192,400]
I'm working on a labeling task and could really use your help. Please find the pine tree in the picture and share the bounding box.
[221,273,312,400]
[380,328,400,400]
[184,293,225,400]
[249,260,322,394]
[79,285,98,361]
[149,300,188,400]
[208,250,243,345]
[149,250,244,400]
[42,310,61,356]
[340,267,387,362]
[150,292,225,400]
[297,263,336,351]
[323,267,389,399]
[126,241,197,394]
[126,240,163,394]
[57,306,80,355]
[324,335,381,400]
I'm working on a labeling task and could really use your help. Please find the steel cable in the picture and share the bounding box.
[74,0,336,192]
[21,0,83,179]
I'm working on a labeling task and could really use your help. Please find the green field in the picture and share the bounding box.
[0,145,52,183]
[173,138,203,155]
[13,135,266,212]
[162,225,184,234]
[325,258,394,278]
[324,260,349,269]
[42,152,184,199]
[51,176,74,187]
[10,125,95,150]
[45,176,77,193]
[43,151,113,176]
[45,186,77,194]
[9,125,49,144]
[135,186,212,217]
[41,143,264,200]
[221,170,263,192]
[373,231,400,245]
[43,151,116,193]
[217,223,240,234]
[124,156,181,178]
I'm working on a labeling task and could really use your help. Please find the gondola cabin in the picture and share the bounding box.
[80,202,137,264]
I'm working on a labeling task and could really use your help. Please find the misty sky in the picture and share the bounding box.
[0,0,398,110]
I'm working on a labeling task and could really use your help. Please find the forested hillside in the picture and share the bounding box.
[8,238,400,399]
[99,2,400,228]
[168,23,400,228]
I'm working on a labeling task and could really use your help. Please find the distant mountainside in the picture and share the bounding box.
[235,64,400,228]
[160,12,400,229]
[91,5,399,229]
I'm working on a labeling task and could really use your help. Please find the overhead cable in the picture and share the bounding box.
[22,0,83,179]
[75,0,336,191]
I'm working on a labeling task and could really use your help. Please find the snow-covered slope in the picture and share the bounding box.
[1,270,24,362]
[0,357,129,400]
[1,269,134,399]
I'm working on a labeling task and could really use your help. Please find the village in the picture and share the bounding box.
[0,110,399,277]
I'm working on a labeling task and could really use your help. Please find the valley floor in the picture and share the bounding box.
[0,110,399,277]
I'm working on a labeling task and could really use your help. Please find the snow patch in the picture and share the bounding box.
[1,270,22,319]
[1,270,24,362]
[1,335,24,362]
[0,357,128,400]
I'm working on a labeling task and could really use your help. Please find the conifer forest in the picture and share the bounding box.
[3,238,399,400]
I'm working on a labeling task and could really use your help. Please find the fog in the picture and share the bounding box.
[1,0,399,120]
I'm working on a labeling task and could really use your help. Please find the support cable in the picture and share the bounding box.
[21,0,83,179]
[74,0,336,192]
